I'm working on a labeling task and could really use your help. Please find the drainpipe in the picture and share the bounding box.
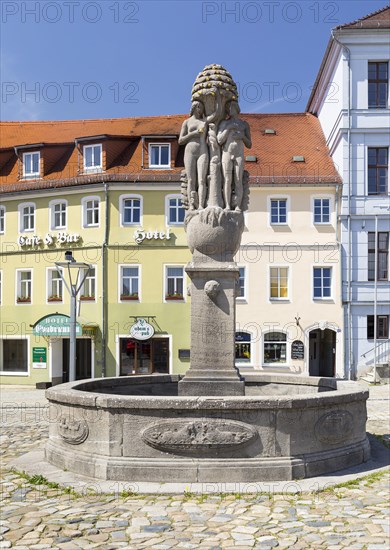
[373,215,378,384]
[101,182,109,377]
[332,30,352,379]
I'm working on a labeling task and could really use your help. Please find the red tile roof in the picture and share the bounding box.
[0,113,341,193]
[336,5,390,29]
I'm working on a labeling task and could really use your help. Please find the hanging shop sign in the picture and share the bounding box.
[33,314,82,337]
[18,232,81,248]
[129,319,155,341]
[32,347,47,369]
[133,228,171,245]
[291,340,304,360]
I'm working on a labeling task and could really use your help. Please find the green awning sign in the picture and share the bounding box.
[33,314,82,337]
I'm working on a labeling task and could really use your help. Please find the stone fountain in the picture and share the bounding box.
[46,65,370,482]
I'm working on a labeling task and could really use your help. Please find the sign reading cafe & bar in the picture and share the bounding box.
[33,314,82,337]
[18,232,81,248]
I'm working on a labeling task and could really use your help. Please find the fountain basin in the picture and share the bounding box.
[45,374,370,482]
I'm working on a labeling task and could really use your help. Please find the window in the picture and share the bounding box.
[47,268,63,302]
[50,200,66,229]
[313,267,332,299]
[270,199,287,224]
[121,196,142,225]
[19,204,35,232]
[368,148,388,195]
[23,152,40,178]
[83,144,102,172]
[0,339,28,373]
[235,332,251,364]
[0,206,5,233]
[313,198,330,224]
[368,232,389,281]
[237,267,246,300]
[167,196,185,225]
[80,267,96,301]
[165,266,184,300]
[83,197,100,227]
[270,267,289,300]
[17,270,32,303]
[120,266,139,300]
[149,144,170,168]
[368,62,388,109]
[263,332,287,364]
[367,315,389,339]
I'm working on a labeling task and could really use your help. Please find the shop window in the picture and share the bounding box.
[235,332,251,364]
[120,337,169,375]
[263,332,287,364]
[0,339,28,373]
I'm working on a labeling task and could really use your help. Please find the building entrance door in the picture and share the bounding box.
[120,338,169,375]
[309,329,336,377]
[62,338,92,382]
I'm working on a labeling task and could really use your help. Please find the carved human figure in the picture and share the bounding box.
[178,101,209,209]
[217,101,252,211]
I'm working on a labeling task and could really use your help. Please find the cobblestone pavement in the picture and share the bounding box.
[0,384,389,549]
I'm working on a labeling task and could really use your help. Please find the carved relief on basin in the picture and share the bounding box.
[142,418,257,456]
[314,410,354,445]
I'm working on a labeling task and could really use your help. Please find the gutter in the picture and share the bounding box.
[101,182,109,377]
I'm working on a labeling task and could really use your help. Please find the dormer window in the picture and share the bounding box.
[83,144,102,173]
[149,144,170,168]
[23,152,40,179]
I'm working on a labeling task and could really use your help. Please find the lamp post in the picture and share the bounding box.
[55,251,91,382]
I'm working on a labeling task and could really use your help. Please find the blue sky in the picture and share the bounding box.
[0,0,387,121]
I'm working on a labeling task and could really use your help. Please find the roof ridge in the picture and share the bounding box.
[336,4,390,29]
[0,114,188,125]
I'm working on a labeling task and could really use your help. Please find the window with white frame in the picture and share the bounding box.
[0,339,28,373]
[165,266,184,300]
[149,144,170,168]
[0,206,5,233]
[237,267,246,300]
[167,196,185,224]
[83,144,102,172]
[50,200,67,229]
[19,204,35,232]
[313,198,330,224]
[23,152,40,178]
[270,267,289,300]
[120,266,139,300]
[263,332,287,364]
[270,198,287,224]
[47,268,63,302]
[121,196,142,225]
[17,270,32,303]
[313,267,332,299]
[83,197,100,227]
[235,332,252,364]
[80,267,96,301]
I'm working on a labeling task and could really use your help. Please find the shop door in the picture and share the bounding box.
[309,329,336,377]
[120,338,169,375]
[62,339,92,382]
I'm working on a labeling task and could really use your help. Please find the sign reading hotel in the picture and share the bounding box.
[134,228,171,245]
[33,314,82,337]
[129,319,155,340]
[18,232,81,248]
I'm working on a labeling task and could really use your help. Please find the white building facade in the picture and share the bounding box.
[307,6,390,379]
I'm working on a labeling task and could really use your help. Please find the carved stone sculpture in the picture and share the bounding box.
[179,65,251,396]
